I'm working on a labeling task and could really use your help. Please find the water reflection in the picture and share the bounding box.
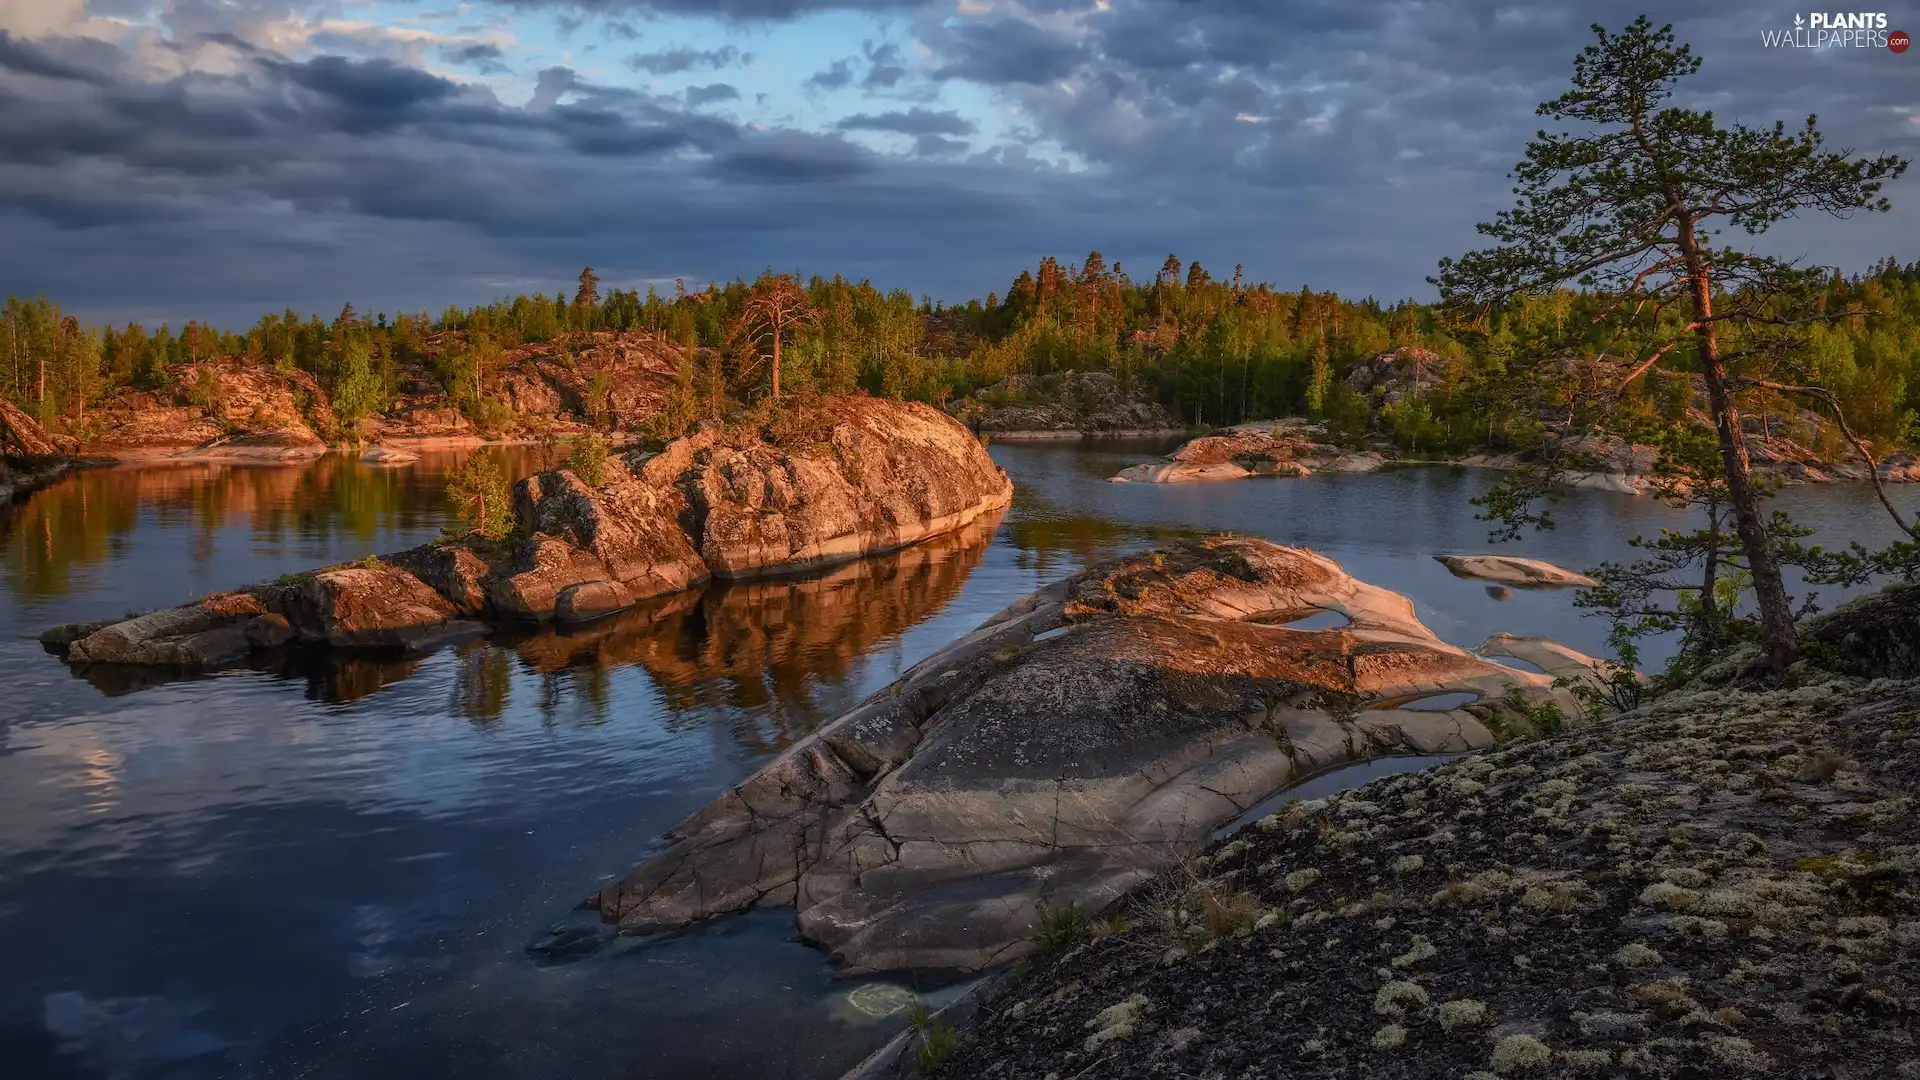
[0,436,1902,1080]
[506,515,999,739]
[1,448,551,606]
[51,509,1004,742]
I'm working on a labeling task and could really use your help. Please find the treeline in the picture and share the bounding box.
[5,256,1919,450]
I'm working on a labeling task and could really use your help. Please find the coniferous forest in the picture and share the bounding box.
[4,253,1919,458]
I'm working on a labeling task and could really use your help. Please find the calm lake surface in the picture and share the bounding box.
[1,439,1905,1080]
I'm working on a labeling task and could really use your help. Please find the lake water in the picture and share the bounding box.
[0,439,1905,1080]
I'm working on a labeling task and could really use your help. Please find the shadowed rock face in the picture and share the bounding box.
[42,397,1013,670]
[590,538,1596,974]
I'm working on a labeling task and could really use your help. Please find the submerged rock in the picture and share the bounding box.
[1110,422,1386,483]
[42,397,1012,669]
[1435,553,1600,589]
[590,538,1594,973]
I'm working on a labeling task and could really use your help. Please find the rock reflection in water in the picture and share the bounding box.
[496,508,1004,749]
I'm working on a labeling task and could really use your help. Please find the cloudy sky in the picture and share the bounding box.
[2,0,1915,326]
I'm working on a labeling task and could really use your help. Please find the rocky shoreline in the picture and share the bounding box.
[871,585,1920,1080]
[589,537,1606,974]
[39,397,1012,669]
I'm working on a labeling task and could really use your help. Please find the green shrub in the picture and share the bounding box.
[1032,901,1090,954]
[565,432,611,487]
[187,365,223,411]
[915,1022,957,1075]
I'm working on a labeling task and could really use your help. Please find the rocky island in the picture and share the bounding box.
[40,396,1012,668]
[590,537,1605,974]
[1110,421,1387,483]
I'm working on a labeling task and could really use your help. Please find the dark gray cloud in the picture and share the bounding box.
[861,40,906,89]
[804,56,855,91]
[806,39,910,92]
[912,133,968,158]
[1,1,1913,328]
[929,17,1087,85]
[625,44,746,75]
[707,132,875,183]
[686,81,739,106]
[441,42,509,75]
[835,107,974,137]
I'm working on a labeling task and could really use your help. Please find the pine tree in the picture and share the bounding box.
[1435,17,1906,673]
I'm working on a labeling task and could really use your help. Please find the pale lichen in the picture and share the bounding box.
[1614,942,1662,967]
[1371,1023,1406,1050]
[1491,1034,1552,1074]
[1373,980,1429,1018]
[1436,998,1488,1033]
[1083,994,1149,1052]
[1390,935,1437,968]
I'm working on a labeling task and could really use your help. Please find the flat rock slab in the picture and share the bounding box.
[1435,553,1599,589]
[591,538,1597,974]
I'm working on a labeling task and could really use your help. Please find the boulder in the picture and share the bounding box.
[591,538,1593,973]
[384,543,493,616]
[678,398,1013,578]
[1345,346,1446,409]
[64,592,268,666]
[555,580,635,624]
[244,613,298,648]
[282,563,483,651]
[513,466,707,600]
[485,536,618,622]
[0,395,73,458]
[1803,581,1920,678]
[83,363,326,460]
[1435,554,1599,589]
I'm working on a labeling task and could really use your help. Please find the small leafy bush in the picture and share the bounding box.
[565,432,612,487]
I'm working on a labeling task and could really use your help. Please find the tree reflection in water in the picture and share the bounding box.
[1,448,546,603]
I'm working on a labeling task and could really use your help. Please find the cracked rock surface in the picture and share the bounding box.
[592,537,1596,973]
